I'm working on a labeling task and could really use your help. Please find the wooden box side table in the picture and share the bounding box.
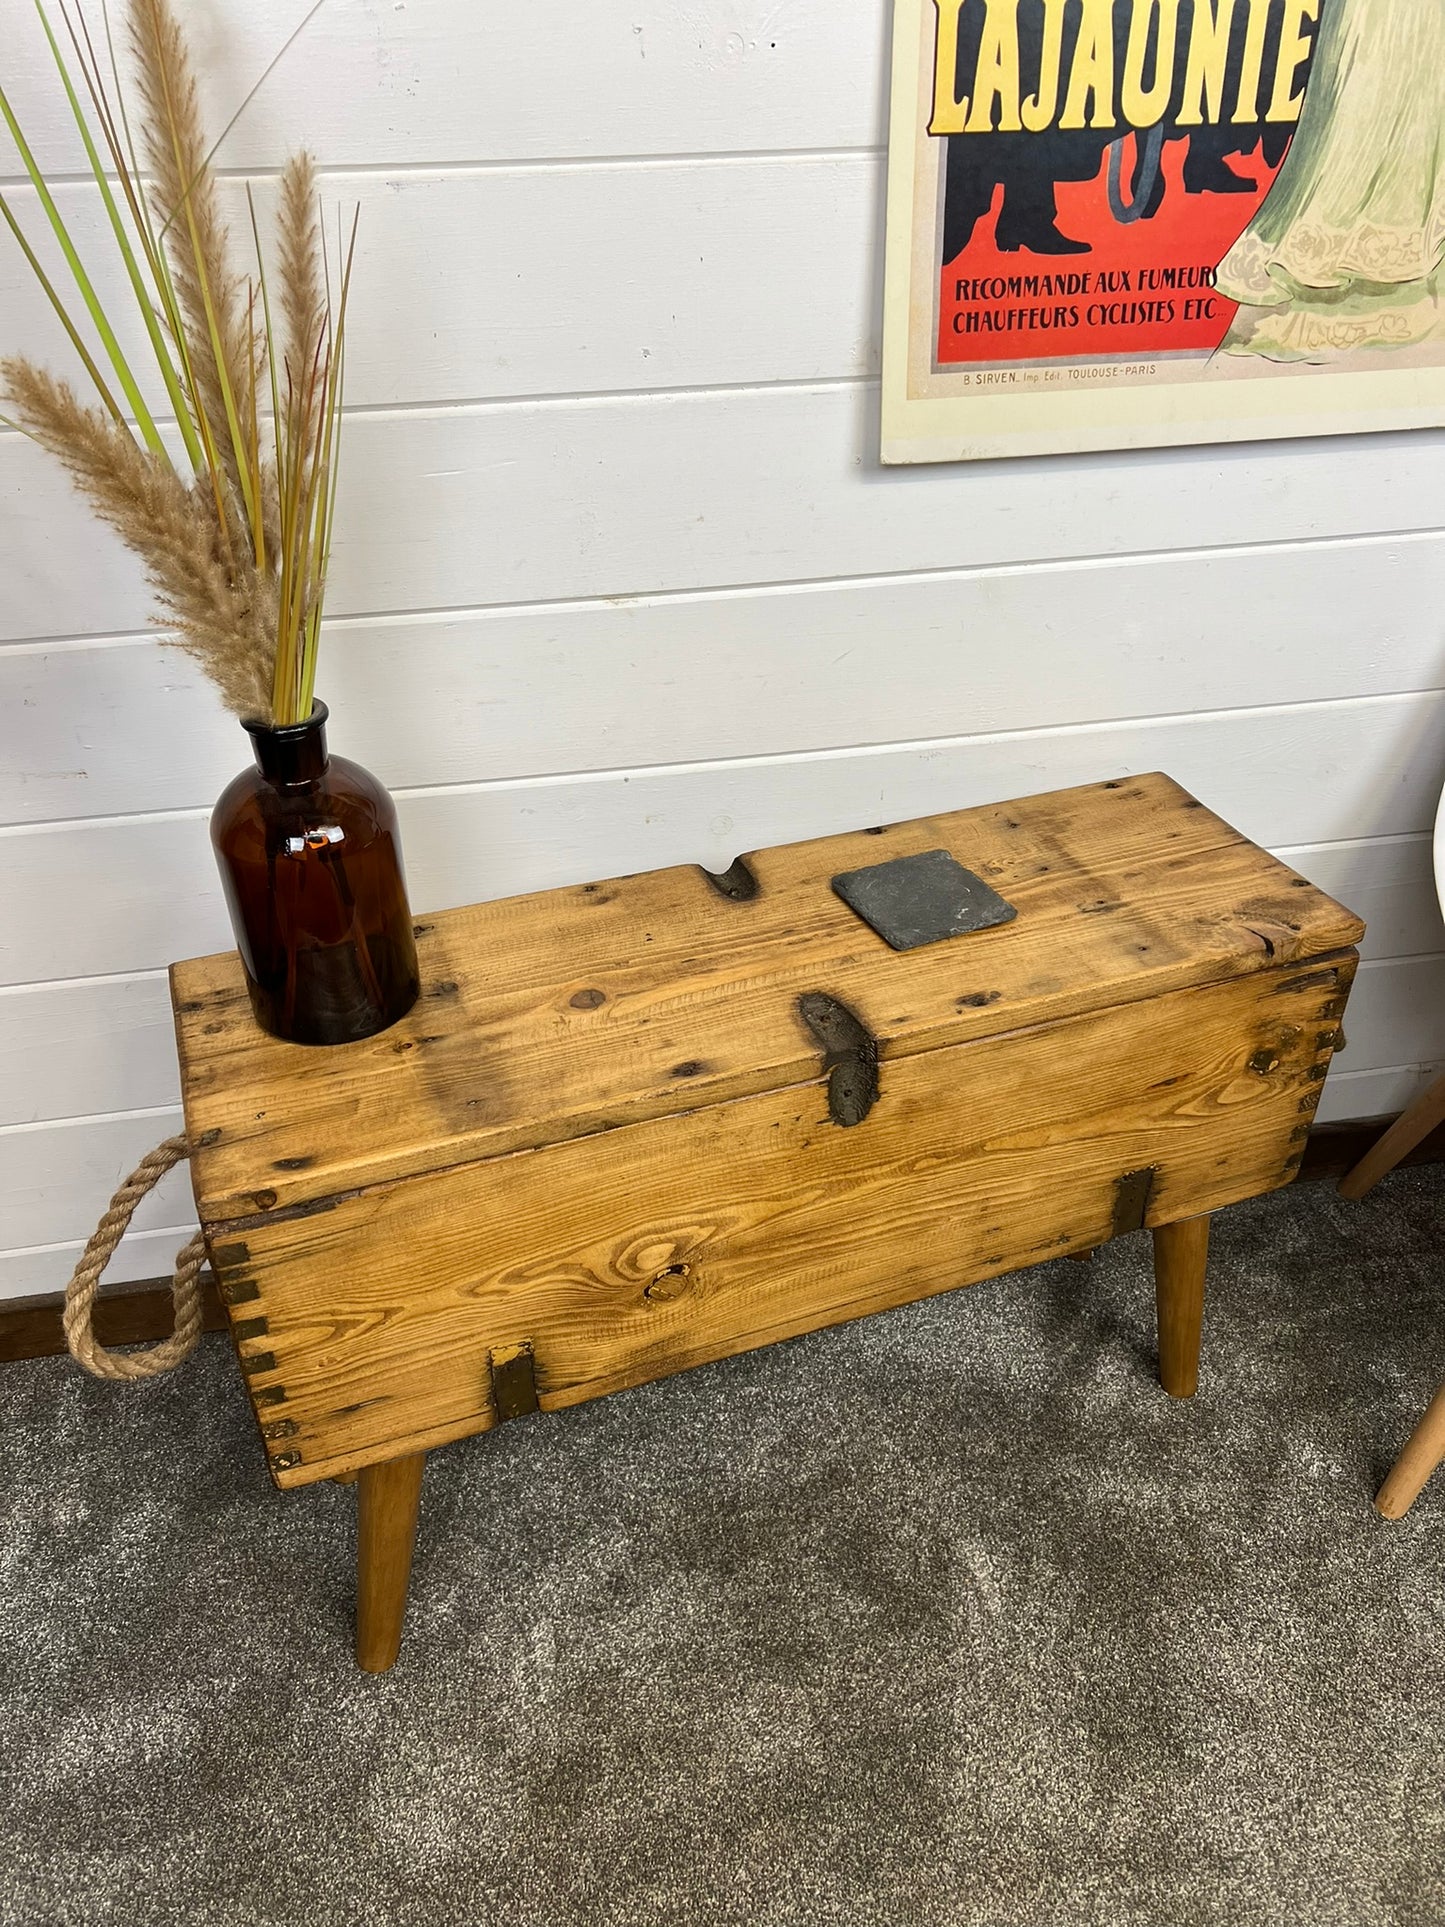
[171,774,1362,1669]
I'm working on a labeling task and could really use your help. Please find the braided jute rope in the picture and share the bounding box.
[64,1135,207,1381]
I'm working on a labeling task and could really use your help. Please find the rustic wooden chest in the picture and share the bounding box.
[172,773,1363,1669]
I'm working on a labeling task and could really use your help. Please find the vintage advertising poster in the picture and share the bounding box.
[881,0,1445,461]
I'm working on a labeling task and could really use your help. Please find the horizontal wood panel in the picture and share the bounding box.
[0,1059,1411,1306]
[1,698,1439,989]
[5,392,1445,645]
[6,534,1445,824]
[0,1108,190,1252]
[1331,957,1445,1069]
[0,1046,1413,1306]
[1287,839,1445,962]
[0,973,177,1126]
[3,0,887,175]
[6,917,1436,1146]
[1,157,879,419]
[1317,1062,1445,1126]
[0,1222,203,1304]
[4,947,1433,1295]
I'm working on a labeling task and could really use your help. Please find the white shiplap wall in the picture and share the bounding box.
[3,0,1444,1301]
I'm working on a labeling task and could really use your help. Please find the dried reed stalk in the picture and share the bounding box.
[127,0,256,500]
[0,0,354,726]
[278,153,322,397]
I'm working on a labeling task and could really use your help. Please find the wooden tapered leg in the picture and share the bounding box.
[1153,1214,1209,1399]
[1339,1070,1445,1200]
[355,1451,426,1673]
[1376,1379,1445,1520]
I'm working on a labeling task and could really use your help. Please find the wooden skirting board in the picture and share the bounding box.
[1298,1116,1445,1185]
[1,1271,227,1367]
[2,1116,1436,1368]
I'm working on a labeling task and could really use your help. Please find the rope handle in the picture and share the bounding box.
[64,1135,206,1381]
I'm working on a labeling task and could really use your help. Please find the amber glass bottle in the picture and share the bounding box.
[211,702,420,1045]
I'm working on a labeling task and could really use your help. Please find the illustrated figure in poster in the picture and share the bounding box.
[1216,0,1445,360]
[940,0,1302,263]
[940,0,1310,265]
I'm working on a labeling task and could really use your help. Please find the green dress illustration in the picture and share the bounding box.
[1216,0,1445,360]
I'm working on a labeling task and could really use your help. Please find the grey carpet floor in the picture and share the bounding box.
[4,1170,1445,1927]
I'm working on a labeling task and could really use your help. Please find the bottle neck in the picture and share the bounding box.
[245,701,330,786]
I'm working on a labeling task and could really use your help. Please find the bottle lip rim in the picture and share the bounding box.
[242,699,328,743]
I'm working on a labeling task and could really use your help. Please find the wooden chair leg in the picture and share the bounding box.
[1339,1070,1445,1200]
[1153,1214,1209,1399]
[355,1451,426,1673]
[1377,1379,1445,1520]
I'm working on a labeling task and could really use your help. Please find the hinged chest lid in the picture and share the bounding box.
[172,773,1363,1228]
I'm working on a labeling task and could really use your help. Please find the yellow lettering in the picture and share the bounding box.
[1268,0,1319,121]
[929,0,1300,143]
[1059,0,1116,130]
[1177,0,1237,125]
[1232,0,1271,122]
[1021,0,1068,131]
[928,0,971,135]
[965,0,1023,131]
[1122,0,1181,129]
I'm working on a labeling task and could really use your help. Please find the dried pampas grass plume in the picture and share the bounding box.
[278,152,323,389]
[3,360,275,719]
[127,0,257,497]
[0,0,356,726]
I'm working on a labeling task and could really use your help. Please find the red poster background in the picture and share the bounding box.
[937,135,1285,365]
